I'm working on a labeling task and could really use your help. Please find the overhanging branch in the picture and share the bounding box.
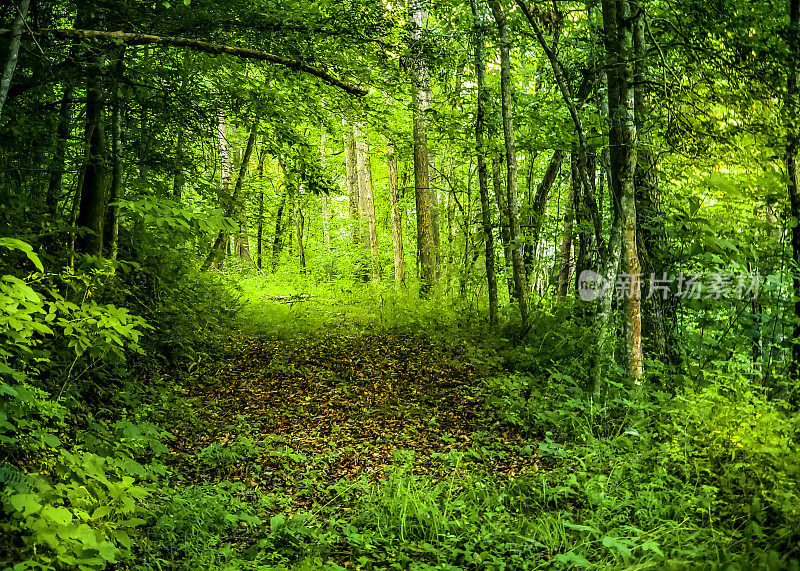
[0,28,368,96]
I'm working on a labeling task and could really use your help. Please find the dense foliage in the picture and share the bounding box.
[1,0,799,569]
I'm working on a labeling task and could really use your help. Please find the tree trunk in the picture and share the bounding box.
[517,0,602,258]
[320,128,330,250]
[173,128,186,201]
[529,150,565,267]
[272,194,286,272]
[76,62,109,257]
[0,0,31,116]
[104,47,125,260]
[471,0,498,326]
[289,179,306,273]
[489,0,529,324]
[632,0,670,364]
[387,140,406,286]
[343,118,360,245]
[202,113,258,270]
[492,154,514,298]
[409,0,437,295]
[788,0,800,384]
[46,82,74,219]
[558,153,577,297]
[257,189,264,271]
[320,125,332,279]
[600,0,642,387]
[356,123,380,280]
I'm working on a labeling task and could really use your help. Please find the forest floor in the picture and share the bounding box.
[166,332,541,511]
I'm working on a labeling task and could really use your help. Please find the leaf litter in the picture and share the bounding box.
[169,333,540,510]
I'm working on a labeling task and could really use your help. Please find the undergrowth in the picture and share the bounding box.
[3,259,799,570]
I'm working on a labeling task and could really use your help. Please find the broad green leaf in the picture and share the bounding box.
[41,505,73,526]
[0,238,44,272]
[9,493,42,516]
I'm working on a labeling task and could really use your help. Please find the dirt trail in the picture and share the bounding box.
[169,334,537,498]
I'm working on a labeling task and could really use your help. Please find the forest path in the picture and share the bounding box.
[168,333,539,508]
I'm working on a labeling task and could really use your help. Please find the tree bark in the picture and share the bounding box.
[343,119,360,245]
[356,123,380,280]
[387,140,406,286]
[409,0,437,295]
[489,0,529,324]
[471,0,498,326]
[76,62,109,257]
[558,153,577,297]
[104,47,125,260]
[202,113,258,269]
[0,0,31,116]
[46,82,74,219]
[272,194,286,272]
[788,0,800,383]
[632,0,670,364]
[492,155,514,298]
[600,0,642,387]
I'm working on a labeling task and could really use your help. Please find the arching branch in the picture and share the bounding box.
[0,28,368,96]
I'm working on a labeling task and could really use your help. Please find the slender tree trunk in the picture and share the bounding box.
[272,194,286,272]
[289,180,306,273]
[173,128,185,201]
[558,153,577,297]
[387,140,406,286]
[0,0,30,116]
[489,0,529,324]
[355,123,380,280]
[529,150,565,264]
[46,82,74,219]
[517,0,602,257]
[432,167,441,273]
[202,114,258,269]
[447,176,457,293]
[409,0,437,295]
[788,0,800,383]
[68,129,93,267]
[319,125,333,279]
[492,155,514,298]
[104,47,125,260]
[320,128,331,242]
[343,118,360,245]
[257,189,264,271]
[471,0,498,326]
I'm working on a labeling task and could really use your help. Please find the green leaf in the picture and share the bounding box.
[602,535,632,559]
[41,505,73,526]
[0,238,44,272]
[9,493,42,516]
[42,433,61,448]
[91,505,113,519]
[97,541,118,562]
[640,539,665,557]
